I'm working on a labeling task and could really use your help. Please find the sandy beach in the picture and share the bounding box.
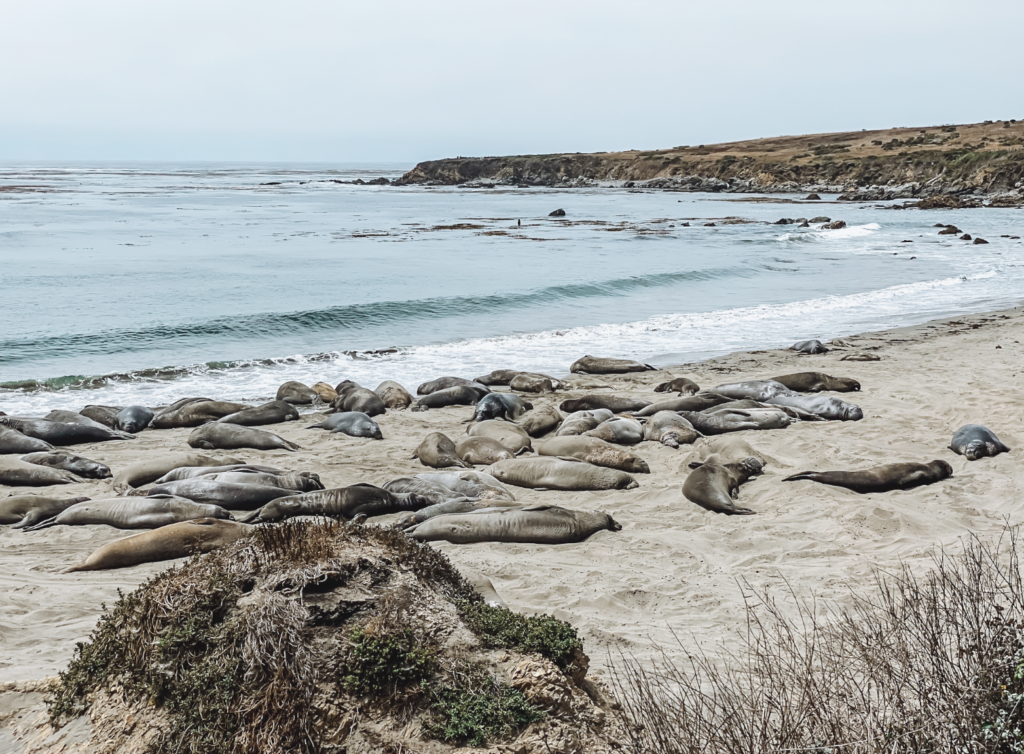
[1,305,1022,696]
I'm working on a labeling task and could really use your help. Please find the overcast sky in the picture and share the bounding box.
[2,0,1022,163]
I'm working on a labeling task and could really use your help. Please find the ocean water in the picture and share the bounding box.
[1,162,1022,415]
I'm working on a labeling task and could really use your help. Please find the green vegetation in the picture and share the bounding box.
[340,626,436,696]
[458,601,584,672]
[812,143,851,156]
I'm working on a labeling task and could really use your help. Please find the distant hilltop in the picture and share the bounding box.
[395,120,1024,202]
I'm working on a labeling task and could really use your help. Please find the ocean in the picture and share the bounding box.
[1,162,1021,415]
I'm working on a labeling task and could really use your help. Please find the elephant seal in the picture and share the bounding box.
[704,400,822,423]
[471,393,533,423]
[653,377,700,395]
[145,479,295,509]
[79,405,122,428]
[239,484,429,523]
[111,452,242,493]
[487,457,638,491]
[20,452,111,479]
[413,432,469,468]
[570,356,655,374]
[375,380,413,410]
[791,339,829,354]
[115,406,155,433]
[950,424,1011,461]
[407,504,621,544]
[25,495,232,530]
[188,423,301,451]
[764,393,863,421]
[784,460,953,493]
[555,409,614,437]
[559,395,651,413]
[384,470,515,505]
[276,381,319,405]
[417,376,490,396]
[0,457,79,486]
[474,369,522,386]
[456,436,517,465]
[332,381,387,417]
[311,382,338,403]
[584,416,644,445]
[683,457,764,515]
[689,437,769,469]
[633,393,730,417]
[153,464,284,484]
[196,471,323,492]
[681,409,793,435]
[396,498,522,528]
[217,401,299,426]
[0,426,53,454]
[412,385,490,411]
[509,373,561,393]
[307,411,383,439]
[537,436,649,473]
[0,418,133,446]
[466,421,532,454]
[151,398,250,429]
[43,411,111,430]
[642,412,700,448]
[770,372,861,393]
[519,406,563,437]
[66,518,252,572]
[711,380,791,402]
[0,495,90,528]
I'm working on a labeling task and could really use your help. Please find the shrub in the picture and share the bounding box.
[458,601,583,672]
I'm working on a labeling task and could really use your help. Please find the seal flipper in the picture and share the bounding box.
[237,508,264,524]
[21,516,61,532]
[782,472,815,482]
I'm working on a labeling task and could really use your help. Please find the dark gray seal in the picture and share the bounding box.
[115,406,155,433]
[151,398,250,428]
[653,377,700,395]
[519,406,563,437]
[770,372,861,393]
[306,411,383,439]
[570,356,655,374]
[20,452,111,479]
[276,381,319,405]
[0,494,90,528]
[417,376,490,396]
[188,423,301,451]
[375,380,413,410]
[632,393,731,417]
[412,385,490,411]
[791,339,829,354]
[487,457,638,490]
[474,369,522,386]
[43,411,111,429]
[216,400,299,426]
[144,479,295,509]
[784,460,953,493]
[456,436,517,465]
[0,426,53,454]
[682,456,764,515]
[949,425,1011,461]
[24,495,233,530]
[238,484,430,523]
[413,432,469,468]
[407,504,621,544]
[471,393,533,422]
[79,405,122,429]
[332,380,387,417]
[537,435,649,473]
[559,395,651,413]
[642,412,700,448]
[0,418,133,446]
[0,457,79,486]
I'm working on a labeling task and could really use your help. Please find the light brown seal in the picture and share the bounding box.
[537,435,649,473]
[112,452,241,493]
[188,423,301,451]
[407,504,621,544]
[0,494,90,528]
[770,372,861,393]
[682,456,764,515]
[466,421,533,454]
[642,412,700,448]
[456,436,517,465]
[653,377,700,395]
[570,356,655,374]
[374,380,414,410]
[487,457,638,491]
[519,405,563,437]
[413,432,469,469]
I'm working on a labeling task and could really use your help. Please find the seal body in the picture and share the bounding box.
[683,457,764,515]
[396,498,521,528]
[682,408,793,435]
[519,406,563,437]
[765,393,863,421]
[42,411,109,429]
[188,423,301,451]
[413,432,469,468]
[307,412,383,439]
[950,424,1010,461]
[0,457,79,486]
[556,410,614,437]
[690,437,769,468]
[407,504,622,544]
[66,518,251,571]
[0,495,90,528]
[0,426,53,454]
[115,405,155,433]
[151,398,250,428]
[711,380,790,402]
[770,372,860,393]
[384,470,515,505]
[633,393,730,416]
[642,412,699,448]
[216,401,299,426]
[20,452,111,479]
[375,380,413,410]
[239,483,429,523]
[487,457,638,491]
[584,416,644,445]
[332,381,387,417]
[466,421,532,453]
[474,369,521,386]
[79,405,121,428]
[196,471,323,491]
[456,436,517,465]
[471,393,533,422]
[538,436,649,473]
[276,381,319,405]
[311,382,339,403]
[791,339,829,354]
[153,464,284,484]
[417,377,490,396]
[0,418,132,446]
[509,373,560,393]
[145,479,295,509]
[570,356,655,374]
[784,460,953,493]
[653,377,700,395]
[112,453,241,493]
[559,395,651,413]
[412,385,489,411]
[28,495,232,530]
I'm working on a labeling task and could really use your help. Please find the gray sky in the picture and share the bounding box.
[2,0,1022,162]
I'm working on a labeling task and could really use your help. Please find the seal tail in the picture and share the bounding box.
[237,509,263,524]
[305,423,324,430]
[782,472,814,482]
[21,517,60,532]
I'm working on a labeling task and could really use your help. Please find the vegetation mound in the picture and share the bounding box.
[41,520,621,754]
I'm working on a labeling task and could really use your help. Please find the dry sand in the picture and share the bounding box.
[1,306,1022,690]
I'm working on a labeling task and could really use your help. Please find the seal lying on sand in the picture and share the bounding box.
[509,373,561,393]
[216,401,299,426]
[633,393,731,416]
[642,412,699,448]
[559,395,651,413]
[653,377,700,395]
[0,418,133,446]
[396,498,522,528]
[239,483,430,523]
[332,381,387,417]
[537,436,649,473]
[276,381,319,405]
[144,479,295,509]
[115,405,155,433]
[413,432,469,469]
[950,424,1011,461]
[470,393,533,423]
[153,464,283,484]
[791,339,829,354]
[555,409,614,437]
[375,380,413,410]
[585,416,644,445]
[487,457,638,490]
[570,356,655,374]
[307,412,383,439]
[784,460,953,493]
[681,408,793,435]
[384,470,515,505]
[456,436,517,465]
[407,504,621,544]
[42,411,110,429]
[0,457,79,486]
[683,456,764,515]
[195,471,323,491]
[66,518,251,572]
[474,369,521,386]
[519,406,563,437]
[188,423,301,451]
[0,426,53,454]
[770,372,860,393]
[417,376,490,396]
[0,495,90,528]
[467,421,532,454]
[24,495,233,530]
[711,380,791,402]
[412,385,490,411]
[689,437,769,468]
[150,398,250,428]
[112,452,242,493]
[764,393,863,421]
[312,382,338,403]
[20,452,111,479]
[80,405,121,428]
